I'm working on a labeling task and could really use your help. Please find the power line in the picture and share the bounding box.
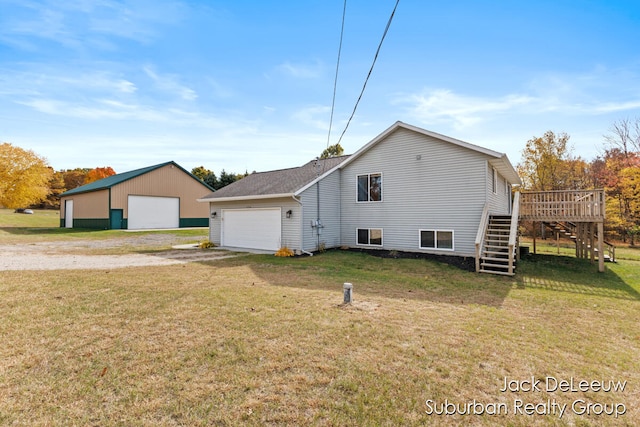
[336,0,400,146]
[326,0,347,150]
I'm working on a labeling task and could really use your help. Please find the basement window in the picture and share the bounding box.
[356,228,383,246]
[419,230,454,251]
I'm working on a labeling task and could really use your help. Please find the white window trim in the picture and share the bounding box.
[492,167,498,194]
[356,172,383,203]
[419,229,455,251]
[356,228,383,247]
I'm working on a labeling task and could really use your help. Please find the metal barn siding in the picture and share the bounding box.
[60,189,110,229]
[298,169,342,252]
[340,127,488,257]
[207,198,301,251]
[110,164,210,225]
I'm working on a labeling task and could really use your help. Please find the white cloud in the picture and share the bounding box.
[395,89,535,129]
[0,0,187,50]
[291,105,331,130]
[278,60,324,79]
[143,66,197,101]
[395,68,640,130]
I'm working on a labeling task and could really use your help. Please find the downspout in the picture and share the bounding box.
[292,195,313,256]
[316,180,321,250]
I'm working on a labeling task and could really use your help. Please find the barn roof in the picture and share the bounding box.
[60,161,213,196]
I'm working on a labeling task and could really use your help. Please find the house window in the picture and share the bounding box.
[492,168,497,194]
[356,228,383,246]
[419,230,454,251]
[357,173,382,202]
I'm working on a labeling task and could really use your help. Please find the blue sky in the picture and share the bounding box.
[1,0,639,175]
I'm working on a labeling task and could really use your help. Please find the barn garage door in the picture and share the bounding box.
[222,208,281,251]
[128,195,179,230]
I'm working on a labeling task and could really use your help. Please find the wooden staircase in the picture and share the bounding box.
[543,221,616,262]
[479,215,516,275]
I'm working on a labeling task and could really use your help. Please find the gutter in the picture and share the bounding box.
[197,193,295,203]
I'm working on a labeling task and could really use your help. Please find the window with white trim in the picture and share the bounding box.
[492,168,497,194]
[419,229,454,251]
[356,228,383,246]
[357,173,382,202]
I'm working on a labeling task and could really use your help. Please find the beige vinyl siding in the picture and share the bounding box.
[111,164,210,219]
[340,127,487,257]
[299,169,342,252]
[60,189,109,218]
[207,197,301,251]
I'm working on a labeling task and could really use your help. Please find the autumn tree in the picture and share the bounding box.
[517,131,577,190]
[40,170,66,209]
[85,166,116,184]
[0,142,53,208]
[191,166,218,189]
[61,168,91,191]
[320,143,344,159]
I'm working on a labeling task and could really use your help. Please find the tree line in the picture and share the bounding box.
[0,142,249,210]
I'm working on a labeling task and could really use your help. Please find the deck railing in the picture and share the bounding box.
[519,190,605,222]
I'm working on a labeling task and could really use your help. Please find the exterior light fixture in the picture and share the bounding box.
[211,211,217,218]
[286,210,293,218]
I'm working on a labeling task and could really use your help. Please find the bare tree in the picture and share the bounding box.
[604,118,640,165]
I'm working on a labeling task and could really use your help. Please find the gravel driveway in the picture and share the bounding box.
[0,234,236,271]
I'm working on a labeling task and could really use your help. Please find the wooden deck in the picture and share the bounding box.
[518,189,607,272]
[519,190,605,222]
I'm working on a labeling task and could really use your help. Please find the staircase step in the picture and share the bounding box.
[481,261,511,269]
[480,256,509,267]
[484,249,509,255]
[479,269,515,276]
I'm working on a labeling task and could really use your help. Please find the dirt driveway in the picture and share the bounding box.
[0,234,236,271]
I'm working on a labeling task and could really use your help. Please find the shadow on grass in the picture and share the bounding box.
[517,254,640,301]
[197,249,640,307]
[0,226,100,236]
[204,250,515,308]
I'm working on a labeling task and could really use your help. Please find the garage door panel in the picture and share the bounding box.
[222,208,281,251]
[128,195,179,230]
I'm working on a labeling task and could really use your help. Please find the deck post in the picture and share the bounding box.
[589,222,595,264]
[597,222,605,272]
[532,222,537,255]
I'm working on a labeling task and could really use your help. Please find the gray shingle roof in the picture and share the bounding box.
[200,156,349,200]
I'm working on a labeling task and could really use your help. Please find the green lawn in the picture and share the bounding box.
[0,231,638,426]
[0,208,60,228]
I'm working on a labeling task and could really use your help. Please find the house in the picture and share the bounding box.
[60,161,213,230]
[199,121,522,269]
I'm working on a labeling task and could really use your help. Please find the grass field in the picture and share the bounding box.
[0,208,61,228]
[1,216,639,426]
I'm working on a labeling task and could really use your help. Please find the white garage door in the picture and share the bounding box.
[128,195,179,230]
[222,208,281,251]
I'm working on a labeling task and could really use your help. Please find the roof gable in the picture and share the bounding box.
[60,161,214,196]
[338,121,521,185]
